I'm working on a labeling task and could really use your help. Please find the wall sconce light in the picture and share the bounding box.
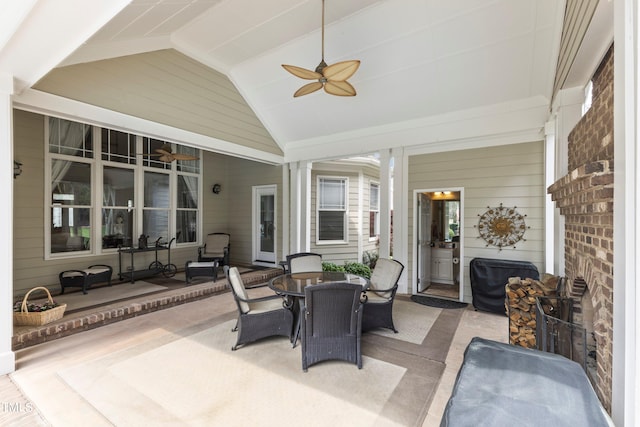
[13,161,22,178]
[212,183,221,194]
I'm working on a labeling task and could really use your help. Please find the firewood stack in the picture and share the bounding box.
[506,274,559,348]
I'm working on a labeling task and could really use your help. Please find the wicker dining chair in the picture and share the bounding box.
[361,258,405,333]
[301,282,364,371]
[224,266,293,350]
[286,252,322,273]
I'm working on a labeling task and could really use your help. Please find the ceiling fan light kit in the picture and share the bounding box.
[282,0,360,97]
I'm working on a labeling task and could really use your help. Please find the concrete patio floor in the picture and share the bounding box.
[3,269,508,426]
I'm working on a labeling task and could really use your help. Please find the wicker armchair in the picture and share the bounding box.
[286,252,322,273]
[301,282,364,371]
[362,258,404,333]
[224,266,293,350]
[198,233,230,265]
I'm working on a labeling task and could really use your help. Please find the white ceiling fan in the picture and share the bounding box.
[282,0,360,97]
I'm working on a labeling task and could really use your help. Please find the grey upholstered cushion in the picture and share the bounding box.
[289,254,322,273]
[203,234,229,257]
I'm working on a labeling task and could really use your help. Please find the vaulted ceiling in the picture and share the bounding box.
[1,0,613,164]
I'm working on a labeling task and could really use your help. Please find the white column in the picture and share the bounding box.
[379,149,391,259]
[612,0,639,424]
[288,161,312,253]
[288,162,301,252]
[391,147,407,293]
[299,161,312,252]
[543,120,556,274]
[0,73,15,375]
[281,164,290,261]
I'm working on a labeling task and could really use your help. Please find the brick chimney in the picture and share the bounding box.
[547,45,614,411]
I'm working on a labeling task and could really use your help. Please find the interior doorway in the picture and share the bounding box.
[415,189,463,301]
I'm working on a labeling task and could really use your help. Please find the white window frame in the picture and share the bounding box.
[369,181,380,240]
[44,116,202,259]
[316,175,349,244]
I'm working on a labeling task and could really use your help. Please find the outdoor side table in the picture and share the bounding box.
[185,260,219,284]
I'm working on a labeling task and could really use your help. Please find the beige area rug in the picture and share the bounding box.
[58,320,408,427]
[369,299,442,344]
[29,281,168,312]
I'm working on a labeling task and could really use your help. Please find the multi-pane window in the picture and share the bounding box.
[318,177,348,242]
[50,160,92,253]
[49,117,93,158]
[143,137,172,170]
[177,175,198,243]
[102,166,134,248]
[143,172,170,243]
[369,183,380,238]
[101,129,136,164]
[47,117,201,257]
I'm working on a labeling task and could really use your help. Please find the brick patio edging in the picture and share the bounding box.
[12,268,282,350]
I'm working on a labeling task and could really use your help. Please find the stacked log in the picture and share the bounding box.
[506,275,559,348]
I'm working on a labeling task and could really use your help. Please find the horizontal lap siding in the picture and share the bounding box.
[407,141,545,303]
[34,49,282,156]
[225,157,283,264]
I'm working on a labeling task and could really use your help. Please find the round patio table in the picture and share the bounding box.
[268,271,370,347]
[269,271,369,297]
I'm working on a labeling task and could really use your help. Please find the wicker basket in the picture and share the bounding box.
[13,287,66,326]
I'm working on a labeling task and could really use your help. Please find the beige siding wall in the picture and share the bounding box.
[201,152,231,237]
[34,49,282,156]
[407,141,545,302]
[225,157,283,264]
[12,110,271,298]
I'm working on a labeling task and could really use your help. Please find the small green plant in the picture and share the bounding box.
[322,261,372,278]
[343,262,372,279]
[322,261,344,272]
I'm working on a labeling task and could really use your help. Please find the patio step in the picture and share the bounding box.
[12,267,283,350]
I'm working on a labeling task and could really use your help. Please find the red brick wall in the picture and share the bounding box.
[548,44,614,411]
[568,47,614,171]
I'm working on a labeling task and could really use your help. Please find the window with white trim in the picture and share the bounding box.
[46,117,201,258]
[369,182,380,239]
[317,177,348,242]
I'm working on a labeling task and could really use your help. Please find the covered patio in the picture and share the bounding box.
[1,1,639,425]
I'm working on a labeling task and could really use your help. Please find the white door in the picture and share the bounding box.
[417,192,432,292]
[254,185,276,263]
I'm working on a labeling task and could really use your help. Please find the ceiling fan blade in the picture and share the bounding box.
[282,64,322,80]
[322,60,360,82]
[171,153,199,161]
[324,80,357,97]
[294,82,324,97]
[158,155,174,162]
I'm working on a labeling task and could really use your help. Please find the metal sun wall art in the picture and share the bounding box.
[476,203,529,250]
